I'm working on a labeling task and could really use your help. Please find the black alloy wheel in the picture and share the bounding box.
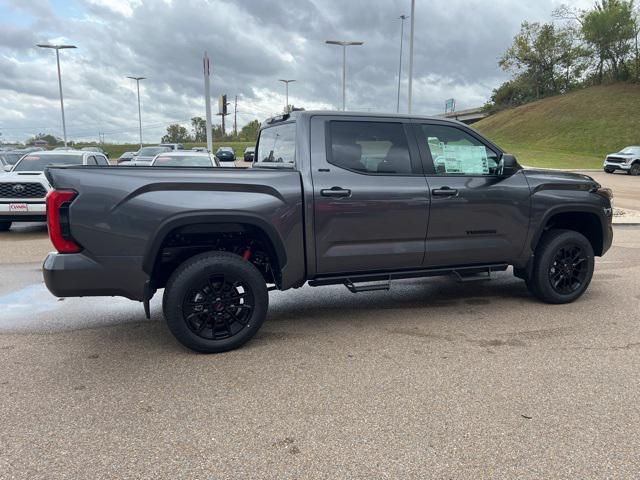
[182,273,254,341]
[163,252,268,353]
[547,243,589,295]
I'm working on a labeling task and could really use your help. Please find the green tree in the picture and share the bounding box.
[582,0,636,82]
[161,124,191,143]
[499,22,582,99]
[27,133,61,146]
[191,117,207,142]
[239,120,260,141]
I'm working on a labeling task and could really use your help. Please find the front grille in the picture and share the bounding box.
[0,182,47,198]
[606,157,626,164]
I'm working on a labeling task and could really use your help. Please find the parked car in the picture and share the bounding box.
[53,146,76,151]
[117,151,137,164]
[151,151,220,167]
[191,147,208,152]
[0,150,108,231]
[81,146,109,159]
[215,146,236,165]
[603,146,640,175]
[120,146,172,166]
[0,150,30,166]
[42,110,613,353]
[159,143,185,151]
[243,147,255,162]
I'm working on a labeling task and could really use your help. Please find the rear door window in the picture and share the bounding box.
[328,121,415,175]
[256,123,296,164]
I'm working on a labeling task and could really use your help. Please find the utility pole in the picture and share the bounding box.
[233,95,238,137]
[36,44,76,147]
[325,41,364,111]
[278,79,296,113]
[126,76,146,148]
[203,51,213,153]
[396,14,409,113]
[407,0,416,113]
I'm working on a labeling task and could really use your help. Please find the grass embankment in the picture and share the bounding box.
[474,84,640,169]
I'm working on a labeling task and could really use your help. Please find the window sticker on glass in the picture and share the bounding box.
[433,145,490,175]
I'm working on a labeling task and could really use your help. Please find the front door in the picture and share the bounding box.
[414,122,531,267]
[311,117,430,275]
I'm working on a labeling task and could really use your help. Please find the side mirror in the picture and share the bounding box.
[3,165,12,172]
[501,153,520,176]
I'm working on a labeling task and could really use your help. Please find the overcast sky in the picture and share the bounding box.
[0,0,593,143]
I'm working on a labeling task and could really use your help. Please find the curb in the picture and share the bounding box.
[522,166,601,172]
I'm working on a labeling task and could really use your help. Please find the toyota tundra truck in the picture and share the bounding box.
[42,111,614,353]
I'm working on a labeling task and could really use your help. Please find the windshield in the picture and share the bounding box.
[138,147,170,156]
[620,147,640,154]
[13,154,84,172]
[0,152,26,165]
[153,155,215,167]
[217,148,233,153]
[256,123,296,163]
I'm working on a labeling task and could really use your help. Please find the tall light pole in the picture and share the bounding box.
[127,76,146,148]
[278,79,296,113]
[325,40,364,111]
[36,44,76,147]
[407,0,416,113]
[396,14,409,113]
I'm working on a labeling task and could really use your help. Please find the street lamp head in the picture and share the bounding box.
[326,40,364,46]
[127,76,146,81]
[399,14,409,20]
[37,44,77,50]
[278,79,296,84]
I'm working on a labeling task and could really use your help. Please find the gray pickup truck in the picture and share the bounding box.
[43,111,613,353]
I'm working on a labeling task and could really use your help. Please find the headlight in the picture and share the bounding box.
[595,187,614,207]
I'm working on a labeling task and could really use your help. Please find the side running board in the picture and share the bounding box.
[308,263,509,293]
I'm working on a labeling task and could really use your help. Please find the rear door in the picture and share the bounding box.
[414,122,530,267]
[310,116,430,274]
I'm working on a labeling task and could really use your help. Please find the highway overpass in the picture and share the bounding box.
[438,107,488,124]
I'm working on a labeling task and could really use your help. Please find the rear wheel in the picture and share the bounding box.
[0,222,11,232]
[163,252,268,353]
[527,229,594,304]
[628,163,640,176]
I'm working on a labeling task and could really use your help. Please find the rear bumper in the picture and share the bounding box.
[43,252,148,301]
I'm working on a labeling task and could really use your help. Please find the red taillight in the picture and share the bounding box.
[46,189,82,253]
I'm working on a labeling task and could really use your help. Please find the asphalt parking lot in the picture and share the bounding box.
[1,173,640,478]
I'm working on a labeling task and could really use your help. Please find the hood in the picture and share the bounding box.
[1,171,48,181]
[523,169,599,192]
[608,152,633,157]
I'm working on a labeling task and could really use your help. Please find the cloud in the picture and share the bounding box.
[0,0,576,143]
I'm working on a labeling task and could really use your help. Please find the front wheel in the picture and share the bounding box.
[163,252,268,353]
[604,168,614,174]
[527,229,594,304]
[0,222,11,232]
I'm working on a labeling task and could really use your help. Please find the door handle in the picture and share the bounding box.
[432,187,458,197]
[321,187,352,198]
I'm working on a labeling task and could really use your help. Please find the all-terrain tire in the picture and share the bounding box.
[528,229,594,304]
[163,251,268,353]
[604,168,614,174]
[628,163,640,176]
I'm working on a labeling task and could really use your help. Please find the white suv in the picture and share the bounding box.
[603,146,640,176]
[0,150,108,231]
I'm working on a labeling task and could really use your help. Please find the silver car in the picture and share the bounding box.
[121,146,172,166]
[150,151,220,167]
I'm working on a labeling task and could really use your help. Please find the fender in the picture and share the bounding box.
[142,211,288,275]
[529,203,607,253]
